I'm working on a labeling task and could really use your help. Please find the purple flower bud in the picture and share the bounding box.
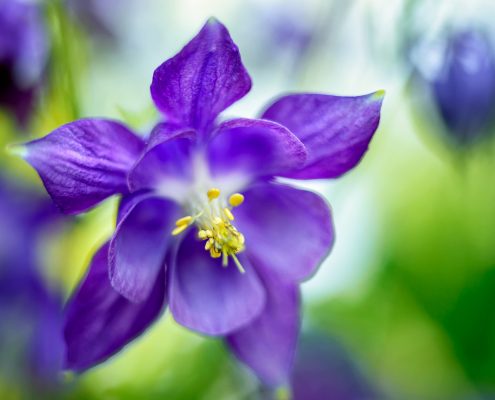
[424,30,495,146]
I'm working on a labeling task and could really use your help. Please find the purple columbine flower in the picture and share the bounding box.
[0,0,48,126]
[19,19,384,387]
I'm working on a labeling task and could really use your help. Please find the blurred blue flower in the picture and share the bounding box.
[66,0,119,42]
[433,30,495,146]
[19,18,383,387]
[290,332,377,400]
[0,174,64,396]
[267,11,312,56]
[0,0,48,126]
[416,29,495,146]
[251,4,314,71]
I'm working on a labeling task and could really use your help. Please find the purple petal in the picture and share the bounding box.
[150,18,252,134]
[116,190,152,223]
[21,119,145,214]
[169,230,265,335]
[261,92,384,179]
[128,124,195,198]
[235,182,334,282]
[64,243,166,371]
[145,122,196,148]
[207,118,306,187]
[226,270,300,386]
[109,195,180,303]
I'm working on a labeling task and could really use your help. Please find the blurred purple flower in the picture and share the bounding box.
[66,0,119,42]
[0,175,64,394]
[19,18,383,387]
[256,6,314,69]
[416,30,495,146]
[0,0,49,126]
[268,14,312,55]
[290,332,377,400]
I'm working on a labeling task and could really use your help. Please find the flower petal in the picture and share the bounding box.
[128,123,195,201]
[20,119,145,214]
[169,230,265,335]
[116,190,153,224]
[64,243,166,371]
[226,270,300,386]
[207,118,306,190]
[234,182,334,282]
[109,195,181,303]
[261,92,384,179]
[145,122,196,148]
[150,18,252,134]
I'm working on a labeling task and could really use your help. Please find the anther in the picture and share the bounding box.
[210,248,221,258]
[172,224,188,236]
[198,230,208,240]
[229,193,244,207]
[175,215,193,226]
[205,238,214,250]
[207,188,221,201]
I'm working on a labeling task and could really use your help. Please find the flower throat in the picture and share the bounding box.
[172,188,246,273]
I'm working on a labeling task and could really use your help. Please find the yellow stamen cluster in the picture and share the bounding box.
[172,188,246,273]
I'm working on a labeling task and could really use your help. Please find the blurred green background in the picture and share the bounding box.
[3,0,495,399]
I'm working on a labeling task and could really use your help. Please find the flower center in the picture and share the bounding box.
[171,188,246,273]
